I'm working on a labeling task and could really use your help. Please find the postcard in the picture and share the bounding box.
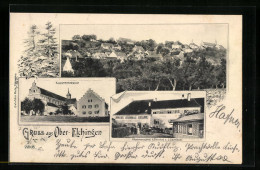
[10,13,242,164]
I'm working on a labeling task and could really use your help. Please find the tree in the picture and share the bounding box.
[38,22,58,58]
[210,58,226,89]
[165,41,174,49]
[61,103,69,115]
[24,25,40,54]
[218,59,226,88]
[159,47,170,57]
[82,34,97,41]
[161,59,181,90]
[156,43,164,54]
[146,39,157,51]
[73,58,107,77]
[72,35,82,41]
[180,54,199,90]
[107,37,116,43]
[32,99,45,115]
[21,98,33,114]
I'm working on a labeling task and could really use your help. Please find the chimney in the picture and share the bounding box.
[187,93,191,101]
[154,98,157,102]
[148,102,151,107]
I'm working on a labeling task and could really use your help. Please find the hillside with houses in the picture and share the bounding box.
[61,34,226,93]
[62,35,226,65]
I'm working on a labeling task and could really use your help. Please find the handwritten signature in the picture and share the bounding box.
[209,104,240,128]
[186,153,231,163]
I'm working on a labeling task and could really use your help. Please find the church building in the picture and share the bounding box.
[27,81,77,115]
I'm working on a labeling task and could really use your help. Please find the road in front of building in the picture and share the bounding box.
[126,133,173,138]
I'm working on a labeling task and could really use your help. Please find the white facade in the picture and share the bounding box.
[172,44,182,49]
[114,114,151,126]
[63,57,74,73]
[77,89,108,117]
[150,107,201,129]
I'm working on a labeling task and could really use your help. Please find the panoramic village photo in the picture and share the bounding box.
[60,24,227,107]
[19,78,116,123]
[111,91,205,139]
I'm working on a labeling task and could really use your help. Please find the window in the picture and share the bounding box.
[174,124,178,133]
[187,124,193,135]
[82,105,86,109]
[183,125,187,134]
[88,99,93,102]
[94,104,99,108]
[33,90,36,92]
[88,111,92,114]
[82,111,86,115]
[154,119,159,124]
[153,111,157,114]
[168,111,171,114]
[88,105,92,109]
[199,124,204,131]
[94,110,99,114]
[199,123,204,138]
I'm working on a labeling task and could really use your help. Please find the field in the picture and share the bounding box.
[21,115,110,123]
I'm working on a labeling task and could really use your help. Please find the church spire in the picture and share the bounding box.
[66,88,71,99]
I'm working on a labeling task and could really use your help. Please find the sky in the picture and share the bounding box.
[60,24,228,48]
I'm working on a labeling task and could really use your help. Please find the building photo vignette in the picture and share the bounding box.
[18,78,116,125]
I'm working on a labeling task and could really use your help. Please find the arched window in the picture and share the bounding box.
[88,111,92,114]
[82,105,86,109]
[82,111,86,115]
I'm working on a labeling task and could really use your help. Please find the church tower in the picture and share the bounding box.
[66,88,71,99]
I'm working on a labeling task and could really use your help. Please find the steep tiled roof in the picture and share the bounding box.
[115,98,203,115]
[115,100,153,115]
[202,42,216,46]
[133,46,145,52]
[66,98,77,105]
[145,51,162,58]
[114,52,127,58]
[39,88,67,101]
[102,43,114,48]
[189,42,198,46]
[46,102,58,108]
